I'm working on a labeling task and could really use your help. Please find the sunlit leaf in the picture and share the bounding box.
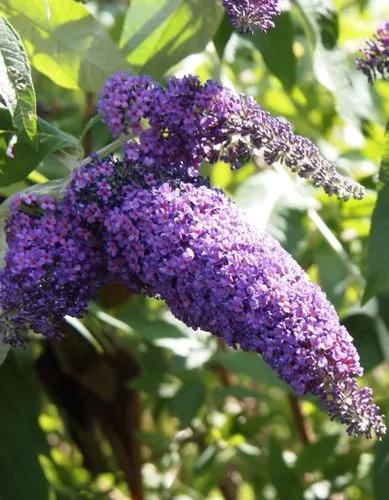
[0,16,37,140]
[0,0,129,91]
[293,0,375,124]
[120,0,223,79]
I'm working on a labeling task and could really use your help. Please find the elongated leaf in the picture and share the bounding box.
[213,14,233,59]
[0,355,51,499]
[0,118,78,185]
[169,382,205,426]
[365,185,389,302]
[364,127,389,302]
[379,122,389,184]
[269,438,303,500]
[343,313,385,371]
[215,350,287,389]
[0,0,129,91]
[253,12,297,90]
[0,16,36,140]
[293,0,375,124]
[120,0,223,79]
[0,339,9,366]
[295,435,339,473]
[373,433,389,500]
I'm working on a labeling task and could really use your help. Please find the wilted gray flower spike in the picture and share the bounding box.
[98,73,365,202]
[215,92,366,201]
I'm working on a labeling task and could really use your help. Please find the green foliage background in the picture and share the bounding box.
[0,0,388,498]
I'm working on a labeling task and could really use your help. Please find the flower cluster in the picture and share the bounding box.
[356,22,389,83]
[0,155,385,437]
[98,73,365,201]
[0,192,105,346]
[69,158,384,439]
[222,0,280,34]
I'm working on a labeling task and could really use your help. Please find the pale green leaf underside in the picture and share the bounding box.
[0,0,130,91]
[120,0,223,79]
[0,16,36,140]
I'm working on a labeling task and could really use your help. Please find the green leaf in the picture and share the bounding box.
[293,0,374,125]
[0,355,51,499]
[169,381,205,427]
[343,313,385,371]
[213,15,233,60]
[378,122,389,184]
[269,438,303,500]
[293,0,339,48]
[120,0,223,79]
[0,118,78,185]
[0,339,9,366]
[364,184,389,301]
[0,16,36,140]
[215,350,286,389]
[373,433,389,500]
[295,435,339,473]
[0,0,129,92]
[364,125,389,301]
[253,12,297,90]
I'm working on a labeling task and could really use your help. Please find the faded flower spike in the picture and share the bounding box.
[222,0,280,34]
[98,73,365,201]
[67,158,385,439]
[356,22,389,83]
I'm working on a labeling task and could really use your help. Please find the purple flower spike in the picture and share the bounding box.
[67,158,385,439]
[222,0,280,34]
[98,73,365,201]
[356,22,389,83]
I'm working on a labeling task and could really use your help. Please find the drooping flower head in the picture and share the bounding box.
[222,0,280,34]
[65,157,385,439]
[356,22,389,83]
[0,191,105,346]
[98,73,365,201]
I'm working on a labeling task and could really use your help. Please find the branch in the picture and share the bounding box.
[288,394,315,446]
[80,134,133,167]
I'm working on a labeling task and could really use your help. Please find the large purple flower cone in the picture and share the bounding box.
[68,159,386,439]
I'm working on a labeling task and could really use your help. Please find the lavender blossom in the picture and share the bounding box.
[67,158,385,439]
[0,192,105,345]
[356,22,389,83]
[222,0,280,34]
[98,73,365,201]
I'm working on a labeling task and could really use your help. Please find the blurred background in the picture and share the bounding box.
[0,0,388,498]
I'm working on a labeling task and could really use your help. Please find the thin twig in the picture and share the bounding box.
[80,134,133,167]
[307,208,366,288]
[288,394,315,446]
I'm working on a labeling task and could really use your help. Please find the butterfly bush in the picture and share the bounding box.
[0,154,385,438]
[66,157,384,439]
[0,192,105,346]
[0,63,384,439]
[356,22,389,83]
[222,0,280,34]
[98,72,365,201]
